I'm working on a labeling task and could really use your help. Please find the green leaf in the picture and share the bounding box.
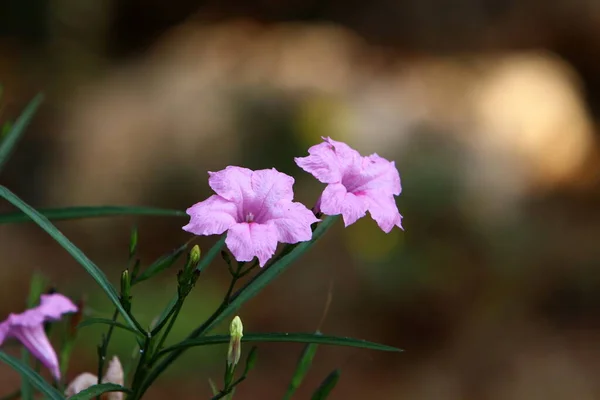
[0,351,63,400]
[0,93,44,173]
[158,332,402,357]
[242,346,258,376]
[26,273,46,307]
[203,216,338,333]
[0,205,186,224]
[311,369,340,400]
[0,186,140,333]
[77,318,143,336]
[283,333,321,400]
[134,219,338,397]
[68,383,131,400]
[196,234,226,273]
[132,242,188,285]
[129,225,139,260]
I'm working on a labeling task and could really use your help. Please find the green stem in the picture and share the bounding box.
[134,255,281,398]
[210,375,247,400]
[131,217,336,399]
[153,300,183,354]
[98,309,120,385]
[130,337,152,391]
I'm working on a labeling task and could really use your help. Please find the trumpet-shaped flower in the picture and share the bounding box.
[0,293,78,380]
[183,166,319,267]
[295,137,403,232]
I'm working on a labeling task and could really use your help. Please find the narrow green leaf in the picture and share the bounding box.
[132,243,188,285]
[19,347,32,400]
[0,351,63,400]
[311,369,340,400]
[197,235,226,273]
[153,296,178,335]
[0,186,140,332]
[26,273,46,307]
[283,334,321,400]
[242,346,258,376]
[158,332,401,357]
[0,93,44,173]
[77,318,143,336]
[68,383,131,400]
[129,225,138,259]
[0,205,186,225]
[204,216,338,333]
[135,220,337,397]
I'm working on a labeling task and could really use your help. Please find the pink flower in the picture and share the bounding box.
[295,137,403,232]
[0,293,78,380]
[183,166,319,267]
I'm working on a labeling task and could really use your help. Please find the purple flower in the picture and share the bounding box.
[295,137,403,232]
[183,166,320,267]
[0,293,78,380]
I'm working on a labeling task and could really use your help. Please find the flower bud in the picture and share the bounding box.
[227,316,243,368]
[120,270,131,311]
[190,245,201,265]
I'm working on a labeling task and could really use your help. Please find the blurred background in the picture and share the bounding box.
[1,0,600,398]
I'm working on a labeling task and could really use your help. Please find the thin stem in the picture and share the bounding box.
[97,309,120,384]
[153,299,183,354]
[210,375,247,400]
[149,302,178,337]
[236,261,258,278]
[132,216,333,399]
[135,255,282,398]
[130,336,152,391]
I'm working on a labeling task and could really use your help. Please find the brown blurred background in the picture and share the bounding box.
[2,0,600,399]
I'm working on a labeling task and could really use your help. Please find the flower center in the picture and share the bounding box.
[245,212,255,223]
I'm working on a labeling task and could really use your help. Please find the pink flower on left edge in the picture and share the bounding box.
[183,166,320,267]
[0,293,78,380]
[295,137,403,232]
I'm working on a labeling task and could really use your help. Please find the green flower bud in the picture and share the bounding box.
[227,316,243,368]
[190,245,201,264]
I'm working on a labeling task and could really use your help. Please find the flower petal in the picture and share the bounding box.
[225,222,278,267]
[183,195,238,236]
[37,293,78,321]
[65,373,99,397]
[12,324,61,380]
[249,168,295,219]
[295,137,361,184]
[102,356,124,400]
[357,154,402,196]
[269,202,320,243]
[0,321,10,344]
[363,192,403,232]
[320,183,367,227]
[102,356,124,385]
[208,166,253,204]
